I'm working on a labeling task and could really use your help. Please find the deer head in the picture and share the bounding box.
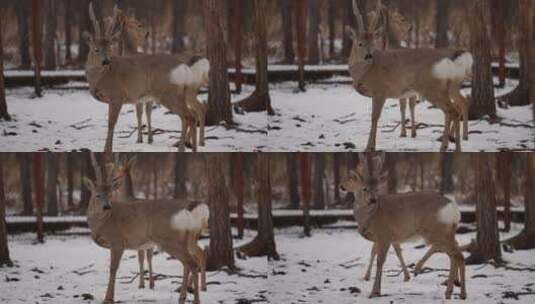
[113,8,149,49]
[340,153,387,206]
[83,3,122,67]
[82,153,122,212]
[346,0,384,64]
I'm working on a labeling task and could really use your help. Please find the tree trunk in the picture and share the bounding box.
[77,0,90,65]
[33,153,45,243]
[31,0,43,97]
[496,153,512,232]
[235,0,274,115]
[500,0,533,106]
[286,154,300,209]
[505,154,535,249]
[466,154,501,264]
[469,0,497,120]
[232,154,245,239]
[295,0,307,92]
[203,0,233,125]
[328,0,336,59]
[171,0,187,53]
[313,153,325,209]
[341,0,355,59]
[490,0,506,87]
[45,153,58,216]
[0,19,10,122]
[300,153,311,237]
[231,0,243,93]
[434,0,450,48]
[440,153,454,194]
[333,153,341,204]
[280,0,295,64]
[19,154,33,215]
[0,157,12,267]
[205,154,235,270]
[173,154,187,199]
[16,0,32,69]
[307,0,320,64]
[385,154,397,194]
[237,154,279,260]
[64,0,72,64]
[79,152,93,214]
[66,152,74,209]
[44,0,57,70]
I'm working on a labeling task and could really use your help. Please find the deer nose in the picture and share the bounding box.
[370,198,377,204]
[102,59,111,66]
[365,53,373,60]
[340,185,346,191]
[103,203,111,210]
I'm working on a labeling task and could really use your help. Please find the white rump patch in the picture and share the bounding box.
[170,209,200,231]
[192,204,210,227]
[169,64,194,86]
[437,202,461,225]
[169,58,210,87]
[190,58,210,86]
[432,52,473,80]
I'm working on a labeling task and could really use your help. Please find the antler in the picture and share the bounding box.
[90,152,103,184]
[105,5,121,37]
[352,0,365,34]
[88,2,102,38]
[368,0,383,32]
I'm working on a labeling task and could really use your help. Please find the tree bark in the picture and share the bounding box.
[231,0,243,93]
[232,154,245,239]
[66,152,74,209]
[19,154,33,215]
[173,154,187,199]
[33,153,45,243]
[0,156,12,267]
[307,0,320,64]
[79,152,93,214]
[469,0,497,120]
[203,0,233,125]
[64,0,72,64]
[333,153,341,204]
[342,0,355,59]
[496,153,512,232]
[235,0,274,115]
[45,153,59,216]
[385,153,397,194]
[500,0,533,106]
[15,0,31,69]
[490,0,506,87]
[44,0,57,70]
[0,18,10,122]
[77,0,90,66]
[286,153,300,209]
[328,0,336,59]
[237,154,279,260]
[313,153,325,209]
[295,0,307,92]
[466,154,501,264]
[280,0,295,64]
[31,0,43,97]
[440,153,454,194]
[205,154,235,270]
[300,153,311,237]
[434,0,450,48]
[171,0,187,53]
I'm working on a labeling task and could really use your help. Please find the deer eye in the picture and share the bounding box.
[358,43,364,47]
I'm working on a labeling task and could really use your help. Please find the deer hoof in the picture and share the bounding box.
[400,132,407,138]
[411,132,417,138]
[148,138,154,144]
[150,282,155,290]
[363,275,370,281]
[403,274,411,282]
[138,284,145,289]
[460,292,467,300]
[136,138,143,144]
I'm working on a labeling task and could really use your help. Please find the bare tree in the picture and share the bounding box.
[307,0,320,64]
[77,0,90,65]
[440,153,454,194]
[496,153,512,232]
[44,0,57,70]
[174,154,187,199]
[280,0,295,64]
[46,153,59,216]
[313,153,325,209]
[0,14,10,121]
[434,0,450,48]
[66,152,74,210]
[0,155,12,267]
[171,0,187,53]
[341,0,355,58]
[286,153,300,209]
[230,0,243,93]
[385,154,397,194]
[15,0,32,69]
[469,0,496,119]
[33,153,45,243]
[64,0,72,64]
[328,0,336,59]
[237,154,279,259]
[295,0,306,91]
[491,0,506,87]
[333,154,341,204]
[205,154,235,270]
[19,154,33,215]
[300,153,311,237]
[232,154,245,239]
[31,0,43,97]
[203,0,233,125]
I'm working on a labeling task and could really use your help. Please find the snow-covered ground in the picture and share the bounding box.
[1,86,267,152]
[270,225,535,304]
[268,80,534,152]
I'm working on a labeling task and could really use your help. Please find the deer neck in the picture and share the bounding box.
[121,30,140,55]
[354,199,380,240]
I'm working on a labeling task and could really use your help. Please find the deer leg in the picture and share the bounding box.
[454,111,461,153]
[147,248,155,289]
[135,103,144,144]
[392,243,411,282]
[370,242,390,298]
[400,98,408,138]
[452,241,467,299]
[138,249,145,289]
[440,110,451,152]
[192,267,201,304]
[179,264,190,304]
[445,250,457,299]
[366,97,386,151]
[190,118,198,153]
[104,248,124,303]
[414,246,438,275]
[363,243,376,281]
[409,97,417,138]
[105,103,123,155]
[176,118,187,152]
[145,102,154,144]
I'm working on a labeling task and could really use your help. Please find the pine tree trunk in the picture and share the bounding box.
[173,154,187,199]
[440,153,454,194]
[64,0,72,64]
[0,157,12,267]
[171,0,187,53]
[15,0,31,69]
[237,154,279,259]
[31,0,43,97]
[232,154,245,239]
[500,0,533,106]
[66,152,74,209]
[434,0,450,48]
[496,153,512,232]
[490,0,506,87]
[235,0,274,114]
[469,0,497,119]
[46,153,58,216]
[203,0,233,125]
[313,153,325,209]
[300,153,311,237]
[77,0,90,66]
[341,0,354,59]
[33,153,45,243]
[79,152,93,214]
[333,154,341,204]
[385,154,397,194]
[467,154,501,264]
[0,19,10,122]
[44,0,57,70]
[295,0,307,92]
[280,0,295,64]
[307,0,320,64]
[286,154,300,209]
[230,0,243,93]
[19,154,33,215]
[205,154,235,270]
[328,0,336,59]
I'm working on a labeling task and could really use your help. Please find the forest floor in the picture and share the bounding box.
[2,224,534,303]
[2,78,533,152]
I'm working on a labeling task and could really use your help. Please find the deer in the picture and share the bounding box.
[112,155,209,291]
[347,0,472,152]
[84,152,209,304]
[84,3,209,154]
[340,153,466,299]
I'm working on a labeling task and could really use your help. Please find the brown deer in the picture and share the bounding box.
[84,4,208,154]
[347,0,472,152]
[340,153,466,299]
[84,153,209,304]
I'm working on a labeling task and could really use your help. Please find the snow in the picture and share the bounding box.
[267,80,534,152]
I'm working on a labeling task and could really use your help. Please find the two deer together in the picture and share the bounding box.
[84,4,208,154]
[340,153,466,299]
[84,153,209,304]
[348,0,472,152]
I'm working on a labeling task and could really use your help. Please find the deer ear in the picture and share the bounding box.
[127,156,137,168]
[345,26,358,41]
[349,170,363,181]
[82,177,95,192]
[111,178,122,191]
[82,31,93,44]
